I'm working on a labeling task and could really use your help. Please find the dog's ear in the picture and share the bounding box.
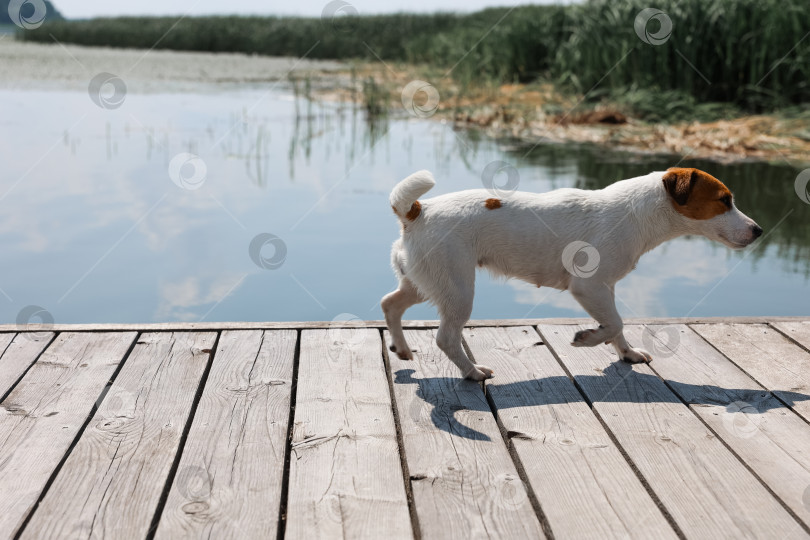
[662,168,699,206]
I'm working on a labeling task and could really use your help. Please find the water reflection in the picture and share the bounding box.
[0,86,807,325]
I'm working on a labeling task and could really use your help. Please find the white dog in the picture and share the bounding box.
[381,168,762,380]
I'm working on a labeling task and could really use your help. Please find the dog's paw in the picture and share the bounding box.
[466,365,495,381]
[572,328,601,347]
[389,344,413,360]
[619,347,652,364]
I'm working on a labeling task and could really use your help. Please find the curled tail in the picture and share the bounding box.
[390,170,435,221]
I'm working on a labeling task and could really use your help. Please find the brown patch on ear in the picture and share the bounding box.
[484,198,502,210]
[405,201,422,221]
[663,167,732,220]
[662,168,697,206]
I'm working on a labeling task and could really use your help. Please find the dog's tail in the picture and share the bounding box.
[390,170,435,220]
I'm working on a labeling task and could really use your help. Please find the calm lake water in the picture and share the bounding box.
[1,87,808,324]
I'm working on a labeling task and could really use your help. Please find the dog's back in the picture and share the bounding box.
[389,174,661,290]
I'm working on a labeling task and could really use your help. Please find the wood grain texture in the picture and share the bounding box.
[0,332,136,536]
[387,328,546,539]
[21,331,216,540]
[539,324,807,540]
[627,324,810,528]
[463,326,676,539]
[285,328,412,539]
[774,321,810,352]
[692,323,810,423]
[154,330,296,539]
[0,332,53,397]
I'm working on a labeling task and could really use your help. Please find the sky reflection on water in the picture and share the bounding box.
[0,87,808,324]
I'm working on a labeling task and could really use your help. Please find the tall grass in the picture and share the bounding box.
[556,0,810,110]
[21,0,810,111]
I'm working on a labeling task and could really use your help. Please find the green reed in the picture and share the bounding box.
[21,0,810,112]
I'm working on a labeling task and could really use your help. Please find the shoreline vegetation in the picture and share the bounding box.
[17,0,810,165]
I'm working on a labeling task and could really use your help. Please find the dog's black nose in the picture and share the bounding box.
[752,224,763,238]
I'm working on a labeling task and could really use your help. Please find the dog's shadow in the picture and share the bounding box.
[394,362,810,441]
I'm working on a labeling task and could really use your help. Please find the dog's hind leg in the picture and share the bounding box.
[568,279,652,363]
[382,277,424,360]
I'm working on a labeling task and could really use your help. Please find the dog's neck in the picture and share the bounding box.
[614,174,690,256]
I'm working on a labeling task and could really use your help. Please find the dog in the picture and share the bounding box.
[381,168,762,381]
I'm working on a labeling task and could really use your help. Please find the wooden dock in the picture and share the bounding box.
[1,317,810,539]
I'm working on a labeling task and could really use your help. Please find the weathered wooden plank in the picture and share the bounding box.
[692,323,810,424]
[774,321,810,352]
[154,330,296,538]
[627,324,810,528]
[0,332,137,536]
[0,332,53,397]
[387,328,546,539]
[0,333,15,352]
[538,324,807,539]
[0,333,19,394]
[286,328,412,539]
[463,326,676,539]
[0,315,802,332]
[21,331,216,539]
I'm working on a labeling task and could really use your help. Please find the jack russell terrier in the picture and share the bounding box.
[381,168,762,381]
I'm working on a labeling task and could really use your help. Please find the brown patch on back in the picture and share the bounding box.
[484,198,502,210]
[662,167,732,220]
[405,200,422,221]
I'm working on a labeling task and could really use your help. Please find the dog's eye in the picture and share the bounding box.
[719,195,732,208]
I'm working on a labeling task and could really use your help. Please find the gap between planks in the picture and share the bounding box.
[379,329,423,540]
[145,331,222,539]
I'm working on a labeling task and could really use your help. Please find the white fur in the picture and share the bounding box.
[390,169,435,215]
[381,170,762,380]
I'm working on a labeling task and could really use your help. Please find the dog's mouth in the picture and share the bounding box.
[719,235,751,250]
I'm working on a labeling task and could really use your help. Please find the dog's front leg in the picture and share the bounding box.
[568,279,651,364]
[609,333,652,364]
[435,306,494,381]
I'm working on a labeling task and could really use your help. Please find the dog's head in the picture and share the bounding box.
[662,167,762,249]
